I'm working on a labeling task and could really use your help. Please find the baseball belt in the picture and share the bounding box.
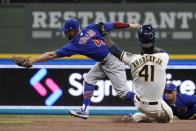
[136,95,158,105]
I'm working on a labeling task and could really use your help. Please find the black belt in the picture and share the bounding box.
[136,96,158,105]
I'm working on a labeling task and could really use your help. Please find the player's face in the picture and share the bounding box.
[164,90,177,104]
[64,30,79,40]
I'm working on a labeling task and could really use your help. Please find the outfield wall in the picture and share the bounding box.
[0,3,196,54]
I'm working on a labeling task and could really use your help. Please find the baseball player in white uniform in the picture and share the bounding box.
[100,24,173,123]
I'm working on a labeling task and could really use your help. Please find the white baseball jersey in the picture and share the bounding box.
[121,52,169,102]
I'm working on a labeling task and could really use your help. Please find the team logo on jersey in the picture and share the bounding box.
[79,29,96,44]
[92,39,105,47]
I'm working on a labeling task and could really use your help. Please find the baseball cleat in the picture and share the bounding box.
[189,114,196,120]
[69,109,89,120]
[120,114,134,122]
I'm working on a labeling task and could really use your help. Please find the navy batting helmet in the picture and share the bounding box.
[138,25,155,46]
[60,18,80,32]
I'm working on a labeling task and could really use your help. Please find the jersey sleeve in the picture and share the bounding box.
[120,51,134,65]
[113,22,130,29]
[87,23,114,32]
[55,43,78,57]
[160,53,169,68]
[181,94,196,106]
[104,22,130,31]
[103,22,115,31]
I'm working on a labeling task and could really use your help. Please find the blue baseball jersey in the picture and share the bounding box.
[164,93,196,119]
[55,22,115,61]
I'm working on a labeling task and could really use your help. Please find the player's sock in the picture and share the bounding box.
[82,82,95,112]
[125,91,135,101]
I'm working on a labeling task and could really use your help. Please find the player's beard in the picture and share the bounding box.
[67,36,74,40]
[66,30,79,40]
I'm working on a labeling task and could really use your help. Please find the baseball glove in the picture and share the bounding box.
[12,56,32,68]
[96,22,108,36]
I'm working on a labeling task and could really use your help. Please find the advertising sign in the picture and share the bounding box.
[0,68,195,106]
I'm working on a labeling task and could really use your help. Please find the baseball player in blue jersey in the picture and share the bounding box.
[163,83,196,120]
[12,18,140,119]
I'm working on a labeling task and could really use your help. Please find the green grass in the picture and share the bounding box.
[0,115,114,125]
[0,120,32,125]
[0,115,114,118]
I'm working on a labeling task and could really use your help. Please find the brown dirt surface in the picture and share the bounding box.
[0,115,195,131]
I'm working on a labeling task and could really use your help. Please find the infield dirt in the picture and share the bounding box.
[0,115,195,131]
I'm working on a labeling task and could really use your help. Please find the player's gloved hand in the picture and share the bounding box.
[96,22,108,36]
[12,56,32,68]
[129,23,141,29]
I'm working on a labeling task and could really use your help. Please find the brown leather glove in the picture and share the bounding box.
[12,56,32,68]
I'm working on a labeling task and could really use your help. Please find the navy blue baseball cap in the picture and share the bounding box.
[60,18,80,32]
[165,83,177,91]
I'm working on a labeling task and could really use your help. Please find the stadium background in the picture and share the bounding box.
[0,0,196,115]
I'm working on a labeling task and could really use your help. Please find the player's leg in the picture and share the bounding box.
[126,96,157,123]
[121,112,156,123]
[69,82,96,119]
[69,62,106,119]
[133,112,155,122]
[147,100,173,123]
[102,54,134,101]
[134,97,173,123]
[82,62,107,112]
[157,100,173,123]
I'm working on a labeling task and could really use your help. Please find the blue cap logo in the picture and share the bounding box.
[60,18,80,32]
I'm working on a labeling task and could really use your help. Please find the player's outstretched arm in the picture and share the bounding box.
[129,23,141,29]
[97,22,140,33]
[103,33,123,60]
[12,51,58,68]
[31,51,58,64]
[113,22,141,29]
[96,22,124,60]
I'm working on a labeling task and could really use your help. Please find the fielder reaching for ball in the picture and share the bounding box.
[12,18,140,120]
[100,24,173,123]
